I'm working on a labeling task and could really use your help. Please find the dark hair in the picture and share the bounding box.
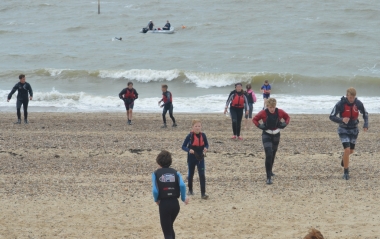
[246,84,251,90]
[19,74,25,80]
[127,82,133,86]
[162,84,168,89]
[264,80,269,83]
[156,150,172,168]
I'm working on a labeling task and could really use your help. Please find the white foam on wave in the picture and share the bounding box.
[184,72,256,88]
[43,68,70,76]
[98,69,180,82]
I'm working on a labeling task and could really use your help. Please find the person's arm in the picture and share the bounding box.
[203,133,209,150]
[279,109,290,125]
[358,101,369,129]
[329,102,343,124]
[243,95,249,113]
[7,84,18,101]
[177,172,188,203]
[118,89,126,99]
[134,89,138,100]
[181,134,191,152]
[253,110,265,127]
[28,83,33,99]
[152,173,159,202]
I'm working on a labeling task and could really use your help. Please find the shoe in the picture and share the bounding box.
[266,178,273,185]
[161,124,167,128]
[201,194,209,200]
[271,172,275,177]
[172,123,177,127]
[15,119,21,124]
[127,120,132,125]
[24,119,28,124]
[187,190,194,196]
[231,136,237,139]
[238,136,243,140]
[342,173,350,180]
[341,159,344,167]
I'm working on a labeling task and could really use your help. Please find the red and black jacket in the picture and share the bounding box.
[330,96,368,129]
[119,88,138,101]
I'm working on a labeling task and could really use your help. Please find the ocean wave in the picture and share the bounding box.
[98,69,180,82]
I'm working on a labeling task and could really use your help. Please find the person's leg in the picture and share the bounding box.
[196,159,206,196]
[229,107,238,136]
[124,102,130,120]
[271,133,281,174]
[170,199,180,239]
[16,100,22,120]
[262,133,274,183]
[128,109,133,122]
[169,104,176,124]
[187,158,197,193]
[23,100,29,120]
[263,97,267,109]
[159,199,179,239]
[162,107,168,125]
[236,108,244,137]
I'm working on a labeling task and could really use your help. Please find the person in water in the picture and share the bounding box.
[162,20,171,30]
[260,80,271,109]
[329,87,368,180]
[7,74,33,124]
[118,82,138,125]
[253,98,290,185]
[244,84,257,128]
[181,119,209,199]
[147,20,155,30]
[224,83,249,140]
[152,150,189,239]
[158,84,177,128]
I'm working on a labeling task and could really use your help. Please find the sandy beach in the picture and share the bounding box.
[0,112,379,239]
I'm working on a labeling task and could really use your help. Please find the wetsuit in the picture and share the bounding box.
[225,90,248,137]
[148,22,154,30]
[261,84,271,99]
[253,108,290,180]
[8,82,33,120]
[329,96,368,150]
[119,88,138,110]
[152,168,186,239]
[181,132,209,195]
[161,91,176,125]
[244,89,257,119]
[163,23,171,30]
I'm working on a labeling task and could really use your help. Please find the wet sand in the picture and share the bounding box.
[0,112,379,239]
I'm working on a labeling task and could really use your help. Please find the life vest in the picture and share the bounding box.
[162,91,172,103]
[190,132,204,147]
[342,103,359,120]
[124,89,135,99]
[154,168,180,200]
[265,108,279,129]
[245,91,253,104]
[231,93,245,108]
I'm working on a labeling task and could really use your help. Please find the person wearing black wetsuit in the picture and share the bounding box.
[152,150,188,239]
[7,74,33,124]
[163,20,171,30]
[158,84,177,128]
[329,87,368,180]
[147,20,155,30]
[118,82,138,125]
[224,83,248,140]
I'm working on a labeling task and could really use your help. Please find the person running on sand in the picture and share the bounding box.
[158,84,177,128]
[119,82,138,125]
[7,74,33,124]
[181,119,209,199]
[152,150,189,239]
[260,80,271,109]
[224,83,248,140]
[244,84,257,128]
[253,98,290,185]
[329,87,368,180]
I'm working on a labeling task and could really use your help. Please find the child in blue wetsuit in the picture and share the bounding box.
[260,80,271,109]
[152,150,188,239]
[181,119,209,199]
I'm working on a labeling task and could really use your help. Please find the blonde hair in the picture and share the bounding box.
[266,98,277,107]
[303,228,324,239]
[192,119,202,126]
[346,87,356,97]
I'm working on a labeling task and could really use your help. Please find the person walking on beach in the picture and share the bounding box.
[244,84,257,128]
[119,82,138,125]
[224,83,248,140]
[152,150,189,239]
[329,87,368,180]
[253,98,290,185]
[158,85,177,128]
[181,119,209,199]
[260,80,271,109]
[7,74,33,124]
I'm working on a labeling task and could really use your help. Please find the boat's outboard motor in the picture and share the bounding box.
[142,28,149,33]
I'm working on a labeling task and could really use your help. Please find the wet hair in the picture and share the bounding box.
[264,80,269,83]
[246,84,251,90]
[19,74,25,80]
[192,119,202,126]
[266,98,277,107]
[303,228,324,239]
[156,150,172,168]
[346,87,356,97]
[127,82,133,86]
[162,84,168,89]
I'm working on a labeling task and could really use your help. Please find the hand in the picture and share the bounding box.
[184,198,189,205]
[258,124,267,130]
[245,111,248,115]
[29,97,32,100]
[278,122,287,129]
[363,128,368,132]
[160,105,164,108]
[203,148,208,153]
[7,99,10,102]
[224,108,227,114]
[189,149,194,154]
[156,200,160,205]
[342,117,350,124]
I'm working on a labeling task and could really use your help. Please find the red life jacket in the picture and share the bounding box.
[231,93,244,108]
[191,132,204,147]
[342,103,359,120]
[162,91,172,103]
[124,89,135,99]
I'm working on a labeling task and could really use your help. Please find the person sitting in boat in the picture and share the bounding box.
[147,20,155,30]
[162,20,171,30]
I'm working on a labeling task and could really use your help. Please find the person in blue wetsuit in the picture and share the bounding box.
[158,84,177,128]
[152,150,189,239]
[181,119,209,199]
[260,80,271,109]
[7,74,33,124]
[163,20,171,30]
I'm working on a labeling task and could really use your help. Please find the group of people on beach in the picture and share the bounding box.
[7,75,368,239]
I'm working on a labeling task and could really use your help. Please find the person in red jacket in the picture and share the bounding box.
[119,82,138,125]
[253,98,290,185]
